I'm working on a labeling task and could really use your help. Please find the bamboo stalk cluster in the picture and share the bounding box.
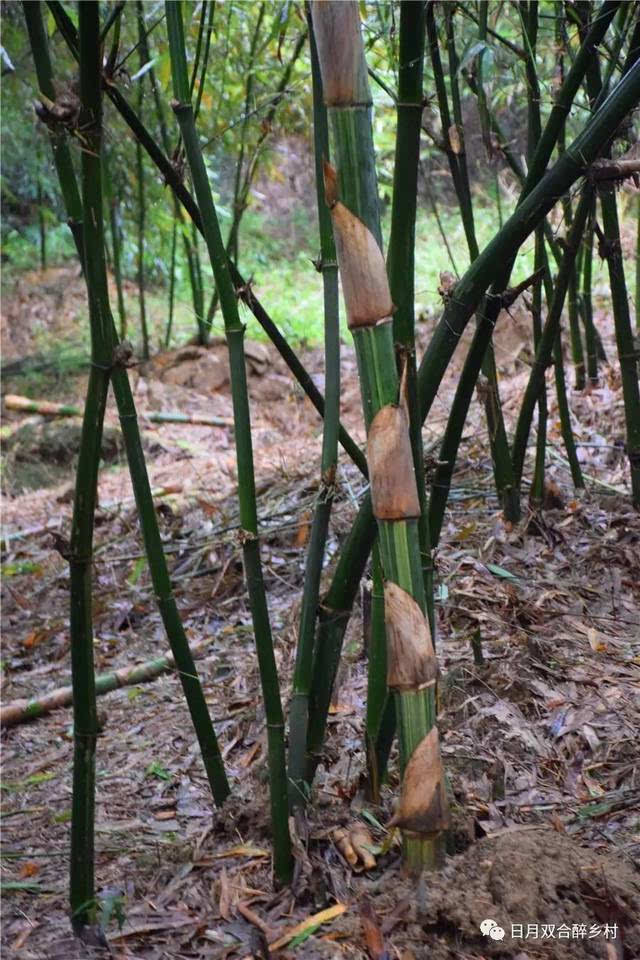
[20,0,640,934]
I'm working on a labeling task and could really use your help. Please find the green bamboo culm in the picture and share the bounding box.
[580,5,640,506]
[289,9,340,808]
[26,0,230,858]
[104,155,127,340]
[62,3,110,930]
[427,1,519,526]
[369,0,429,792]
[387,0,434,624]
[307,1,638,787]
[165,0,292,884]
[512,187,594,485]
[311,1,448,872]
[524,2,549,508]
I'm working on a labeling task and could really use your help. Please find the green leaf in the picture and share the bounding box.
[485,563,519,581]
[289,924,320,948]
[1,881,47,893]
[458,40,492,74]
[128,556,146,585]
[146,762,172,781]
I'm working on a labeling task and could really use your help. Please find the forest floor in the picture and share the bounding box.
[1,267,639,960]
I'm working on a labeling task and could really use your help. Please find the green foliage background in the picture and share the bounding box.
[1,1,634,351]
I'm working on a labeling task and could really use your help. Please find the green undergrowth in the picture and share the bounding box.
[2,193,635,369]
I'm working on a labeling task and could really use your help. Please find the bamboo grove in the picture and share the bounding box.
[14,0,640,933]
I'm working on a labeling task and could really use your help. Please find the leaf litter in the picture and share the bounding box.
[1,268,639,958]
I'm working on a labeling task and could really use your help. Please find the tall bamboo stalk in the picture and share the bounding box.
[580,208,600,383]
[26,13,230,933]
[427,2,519,524]
[137,3,205,347]
[166,0,292,884]
[135,1,149,360]
[312,34,640,774]
[311,1,448,872]
[289,9,340,807]
[524,2,549,507]
[578,2,640,504]
[388,0,433,619]
[165,211,178,348]
[366,0,430,792]
[104,153,127,340]
[26,2,107,928]
[512,188,593,485]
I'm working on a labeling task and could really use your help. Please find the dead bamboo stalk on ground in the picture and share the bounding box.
[3,395,233,428]
[1,637,216,728]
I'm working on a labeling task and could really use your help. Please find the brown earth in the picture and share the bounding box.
[1,266,639,959]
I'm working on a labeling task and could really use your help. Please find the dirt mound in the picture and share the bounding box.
[420,829,640,958]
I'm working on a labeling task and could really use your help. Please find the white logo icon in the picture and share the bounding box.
[480,918,506,940]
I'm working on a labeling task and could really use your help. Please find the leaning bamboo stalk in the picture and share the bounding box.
[289,10,340,806]
[3,394,233,428]
[27,0,230,850]
[165,0,292,884]
[43,1,367,479]
[1,637,215,729]
[420,5,625,515]
[311,1,447,871]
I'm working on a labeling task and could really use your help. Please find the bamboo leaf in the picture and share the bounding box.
[485,563,519,581]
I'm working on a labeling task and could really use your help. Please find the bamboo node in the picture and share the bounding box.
[238,528,258,544]
[112,340,135,368]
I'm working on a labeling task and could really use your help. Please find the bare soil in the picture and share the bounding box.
[1,267,639,960]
